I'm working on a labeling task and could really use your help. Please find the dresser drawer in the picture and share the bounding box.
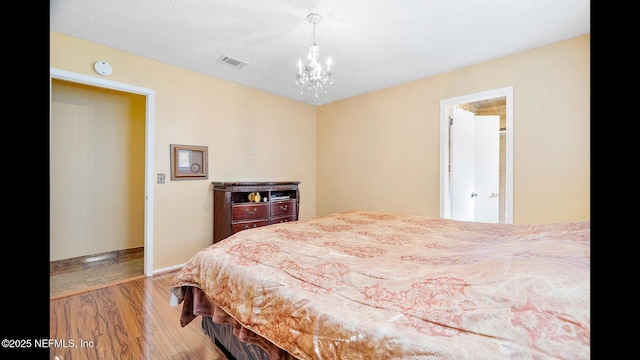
[270,200,296,217]
[232,203,269,221]
[232,220,270,234]
[269,215,297,225]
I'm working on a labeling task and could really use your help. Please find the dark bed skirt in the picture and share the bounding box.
[201,316,271,360]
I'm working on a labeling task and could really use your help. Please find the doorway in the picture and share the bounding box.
[439,86,513,224]
[50,68,155,276]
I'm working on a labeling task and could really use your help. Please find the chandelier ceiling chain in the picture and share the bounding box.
[295,13,333,98]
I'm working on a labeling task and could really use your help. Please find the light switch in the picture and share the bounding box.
[157,173,165,184]
[251,145,257,154]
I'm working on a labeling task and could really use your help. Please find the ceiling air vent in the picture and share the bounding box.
[216,55,249,69]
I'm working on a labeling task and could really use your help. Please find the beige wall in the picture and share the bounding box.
[50,31,589,270]
[317,34,590,224]
[50,80,146,261]
[50,31,317,269]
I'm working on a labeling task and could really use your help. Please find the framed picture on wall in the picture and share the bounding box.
[170,144,208,180]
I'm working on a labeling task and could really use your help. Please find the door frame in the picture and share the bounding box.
[50,68,155,276]
[439,86,513,224]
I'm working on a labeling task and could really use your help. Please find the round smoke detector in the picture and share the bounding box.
[93,61,113,76]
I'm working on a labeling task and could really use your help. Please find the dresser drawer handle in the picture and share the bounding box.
[246,208,257,215]
[244,224,257,230]
[280,204,288,211]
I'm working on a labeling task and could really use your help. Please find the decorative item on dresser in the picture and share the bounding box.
[212,181,300,243]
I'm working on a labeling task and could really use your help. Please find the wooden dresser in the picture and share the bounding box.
[212,181,300,243]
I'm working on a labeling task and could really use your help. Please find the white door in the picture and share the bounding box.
[439,86,513,224]
[450,108,500,223]
[473,115,500,223]
[450,107,475,221]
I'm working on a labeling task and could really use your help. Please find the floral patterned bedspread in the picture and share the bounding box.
[171,210,590,359]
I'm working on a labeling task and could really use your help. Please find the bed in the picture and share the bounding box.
[170,210,590,359]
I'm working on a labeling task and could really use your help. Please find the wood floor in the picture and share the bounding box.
[49,271,227,359]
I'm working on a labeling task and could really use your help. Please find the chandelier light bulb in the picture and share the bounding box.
[295,13,333,98]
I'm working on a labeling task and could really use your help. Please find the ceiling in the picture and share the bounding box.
[49,0,590,106]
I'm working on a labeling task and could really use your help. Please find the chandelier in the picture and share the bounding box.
[295,13,333,97]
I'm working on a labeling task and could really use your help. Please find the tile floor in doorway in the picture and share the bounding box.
[50,247,145,299]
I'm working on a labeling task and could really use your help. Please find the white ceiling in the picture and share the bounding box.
[50,0,590,106]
